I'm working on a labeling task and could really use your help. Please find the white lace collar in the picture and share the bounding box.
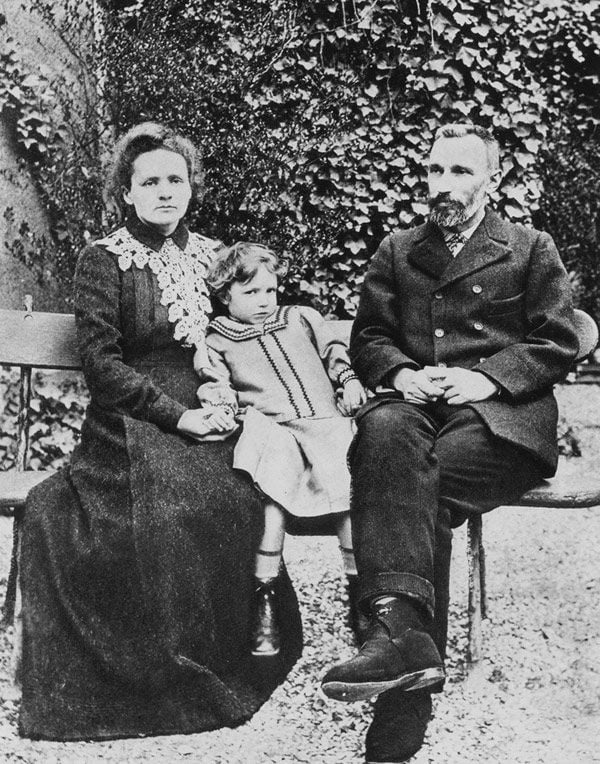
[96,226,217,349]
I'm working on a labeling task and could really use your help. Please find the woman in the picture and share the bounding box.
[16,122,302,741]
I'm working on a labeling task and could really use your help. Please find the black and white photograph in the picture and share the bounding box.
[0,1,599,761]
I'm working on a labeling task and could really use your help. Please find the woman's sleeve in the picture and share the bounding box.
[74,244,187,431]
[297,306,356,387]
[196,344,239,414]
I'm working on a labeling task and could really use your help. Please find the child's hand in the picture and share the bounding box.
[338,378,367,416]
[177,407,237,440]
[204,407,237,433]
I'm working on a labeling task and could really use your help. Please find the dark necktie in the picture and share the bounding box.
[445,231,468,257]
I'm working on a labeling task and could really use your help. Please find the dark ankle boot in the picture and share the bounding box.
[346,575,370,644]
[365,687,432,762]
[250,577,280,657]
[321,596,444,702]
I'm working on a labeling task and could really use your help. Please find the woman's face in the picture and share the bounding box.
[224,264,278,325]
[123,149,192,235]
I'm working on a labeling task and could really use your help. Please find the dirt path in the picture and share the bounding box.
[1,385,599,763]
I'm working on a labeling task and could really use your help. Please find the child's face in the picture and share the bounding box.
[225,264,278,325]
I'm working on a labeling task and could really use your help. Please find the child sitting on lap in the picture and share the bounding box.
[194,242,367,656]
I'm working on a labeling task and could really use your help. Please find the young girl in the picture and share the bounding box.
[194,242,367,656]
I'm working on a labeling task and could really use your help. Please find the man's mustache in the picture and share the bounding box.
[428,193,465,210]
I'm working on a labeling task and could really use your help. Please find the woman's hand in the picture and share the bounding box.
[338,378,368,416]
[177,407,237,440]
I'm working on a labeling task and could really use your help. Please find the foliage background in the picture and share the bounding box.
[2,0,598,469]
[0,0,598,469]
[0,368,88,471]
[1,0,599,318]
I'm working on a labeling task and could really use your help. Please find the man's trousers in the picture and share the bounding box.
[349,397,546,659]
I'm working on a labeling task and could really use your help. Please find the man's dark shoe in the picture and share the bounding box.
[365,687,432,763]
[321,597,444,701]
[250,577,280,657]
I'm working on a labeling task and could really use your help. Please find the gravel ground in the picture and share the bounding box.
[1,383,599,763]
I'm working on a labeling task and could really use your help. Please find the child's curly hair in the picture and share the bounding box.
[207,242,289,303]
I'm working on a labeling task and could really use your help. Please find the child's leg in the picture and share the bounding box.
[255,501,286,581]
[336,512,369,642]
[251,501,285,657]
[336,512,357,577]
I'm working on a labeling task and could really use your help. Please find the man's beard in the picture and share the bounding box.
[428,179,489,228]
[428,194,469,228]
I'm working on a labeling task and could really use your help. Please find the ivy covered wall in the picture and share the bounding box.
[0,0,66,308]
[0,0,98,308]
[1,0,599,317]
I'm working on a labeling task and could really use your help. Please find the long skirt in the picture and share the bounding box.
[17,403,302,741]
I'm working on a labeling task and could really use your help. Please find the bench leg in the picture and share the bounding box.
[2,513,20,625]
[467,515,484,665]
[11,567,22,690]
[1,516,23,690]
[480,521,488,621]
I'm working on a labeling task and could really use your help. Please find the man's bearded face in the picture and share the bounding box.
[428,176,489,228]
[426,135,496,230]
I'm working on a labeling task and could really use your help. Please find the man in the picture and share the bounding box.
[321,124,578,763]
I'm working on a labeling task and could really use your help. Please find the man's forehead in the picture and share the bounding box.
[428,135,488,167]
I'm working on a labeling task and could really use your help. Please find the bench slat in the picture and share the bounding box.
[0,310,80,369]
[4,462,597,513]
[518,458,600,508]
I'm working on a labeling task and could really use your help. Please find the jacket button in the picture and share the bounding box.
[473,322,483,331]
[434,328,445,338]
[434,292,443,300]
[472,284,483,294]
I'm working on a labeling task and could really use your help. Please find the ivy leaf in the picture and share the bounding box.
[346,239,365,255]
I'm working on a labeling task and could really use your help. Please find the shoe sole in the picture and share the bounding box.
[321,666,444,702]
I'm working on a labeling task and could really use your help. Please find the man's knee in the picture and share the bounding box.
[351,401,436,469]
[357,400,430,438]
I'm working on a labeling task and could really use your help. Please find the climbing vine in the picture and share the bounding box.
[1,0,599,316]
[0,3,105,293]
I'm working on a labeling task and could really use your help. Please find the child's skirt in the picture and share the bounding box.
[233,407,355,517]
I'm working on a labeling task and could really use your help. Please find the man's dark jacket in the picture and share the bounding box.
[350,208,578,476]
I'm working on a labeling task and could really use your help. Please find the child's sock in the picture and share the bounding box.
[339,545,358,578]
[254,549,282,582]
[343,558,370,644]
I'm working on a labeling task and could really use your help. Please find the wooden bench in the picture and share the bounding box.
[1,301,600,668]
[0,299,80,513]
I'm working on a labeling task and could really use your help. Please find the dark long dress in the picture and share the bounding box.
[17,215,302,741]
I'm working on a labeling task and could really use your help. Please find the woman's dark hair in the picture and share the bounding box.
[207,242,289,303]
[104,121,204,218]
